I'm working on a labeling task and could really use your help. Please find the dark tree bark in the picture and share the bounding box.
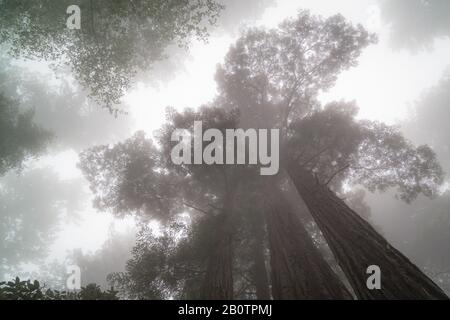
[265,188,353,299]
[201,190,235,299]
[286,163,448,299]
[250,215,271,300]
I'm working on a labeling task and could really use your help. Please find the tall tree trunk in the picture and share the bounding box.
[286,164,448,299]
[250,215,271,300]
[265,187,353,299]
[201,189,235,299]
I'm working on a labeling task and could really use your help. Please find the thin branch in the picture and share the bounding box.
[129,0,138,13]
[325,164,350,186]
[142,192,211,216]
[90,0,97,39]
[300,145,332,167]
[181,201,210,215]
[173,266,204,276]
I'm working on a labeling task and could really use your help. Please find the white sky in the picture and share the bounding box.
[16,0,450,268]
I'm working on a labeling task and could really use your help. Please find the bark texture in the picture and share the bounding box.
[286,163,448,299]
[201,191,235,299]
[250,217,271,300]
[265,188,353,299]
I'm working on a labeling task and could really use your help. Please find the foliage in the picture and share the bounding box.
[78,11,445,298]
[0,277,118,300]
[380,0,450,50]
[0,0,223,112]
[216,10,376,128]
[0,93,53,176]
[79,131,185,220]
[288,102,444,202]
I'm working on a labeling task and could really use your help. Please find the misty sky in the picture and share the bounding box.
[2,0,450,285]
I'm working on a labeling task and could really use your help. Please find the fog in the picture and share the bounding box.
[1,0,449,299]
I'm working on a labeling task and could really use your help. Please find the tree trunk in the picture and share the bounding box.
[201,190,235,299]
[265,187,353,299]
[250,215,271,300]
[286,163,448,299]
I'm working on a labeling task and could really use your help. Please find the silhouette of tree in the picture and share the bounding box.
[0,0,223,112]
[79,11,447,299]
[0,93,52,176]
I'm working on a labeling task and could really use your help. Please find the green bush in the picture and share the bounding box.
[0,277,118,300]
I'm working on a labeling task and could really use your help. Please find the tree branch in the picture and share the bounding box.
[300,145,332,167]
[325,164,350,186]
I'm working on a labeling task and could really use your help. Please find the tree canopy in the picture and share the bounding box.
[1,4,448,300]
[0,0,223,112]
[0,93,52,176]
[78,11,446,299]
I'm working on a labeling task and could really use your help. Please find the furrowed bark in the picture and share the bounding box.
[286,163,448,299]
[201,190,235,300]
[250,216,271,300]
[265,187,353,299]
